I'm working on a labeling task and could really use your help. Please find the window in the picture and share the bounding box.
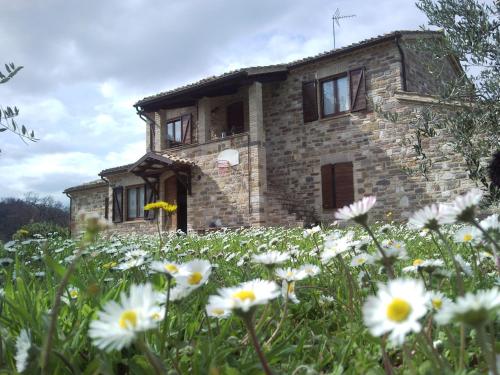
[226,101,244,135]
[112,187,123,223]
[165,114,192,147]
[126,185,145,220]
[321,162,354,209]
[321,75,349,117]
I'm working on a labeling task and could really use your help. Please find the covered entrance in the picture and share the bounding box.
[127,151,194,232]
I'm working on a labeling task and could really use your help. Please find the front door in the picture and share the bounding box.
[164,175,187,233]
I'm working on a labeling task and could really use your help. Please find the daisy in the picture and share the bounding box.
[453,226,481,244]
[116,257,145,271]
[150,260,180,277]
[480,214,500,232]
[381,240,408,260]
[299,264,321,278]
[335,196,377,224]
[88,283,163,351]
[176,259,212,289]
[208,279,280,314]
[275,267,307,281]
[251,251,290,266]
[427,291,450,312]
[435,288,500,326]
[351,253,374,267]
[447,189,483,223]
[362,279,429,345]
[321,232,355,264]
[408,203,454,231]
[281,280,300,304]
[15,329,31,373]
[454,255,473,276]
[206,295,232,319]
[303,225,321,237]
[402,259,444,273]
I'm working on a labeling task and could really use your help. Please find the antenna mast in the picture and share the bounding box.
[332,8,356,49]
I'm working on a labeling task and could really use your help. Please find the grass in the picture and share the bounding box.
[0,218,498,374]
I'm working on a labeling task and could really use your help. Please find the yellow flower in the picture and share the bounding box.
[144,201,177,213]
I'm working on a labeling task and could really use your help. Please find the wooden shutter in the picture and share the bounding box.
[112,187,123,223]
[104,197,109,219]
[333,162,354,208]
[181,114,192,144]
[144,183,159,220]
[349,68,366,112]
[321,164,334,209]
[302,81,318,123]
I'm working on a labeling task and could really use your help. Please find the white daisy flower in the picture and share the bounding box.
[124,249,148,259]
[116,257,145,271]
[251,251,290,265]
[335,196,377,224]
[275,267,307,281]
[303,225,321,237]
[402,259,444,273]
[321,232,355,264]
[208,279,280,314]
[157,284,195,303]
[435,288,500,326]
[175,259,212,289]
[319,295,335,305]
[453,226,481,244]
[480,214,500,232]
[454,254,473,276]
[281,280,300,304]
[362,279,429,345]
[408,204,454,231]
[150,260,181,277]
[447,188,483,222]
[298,264,321,278]
[88,283,163,351]
[381,240,408,260]
[427,291,450,312]
[15,329,31,373]
[206,295,232,319]
[350,253,374,267]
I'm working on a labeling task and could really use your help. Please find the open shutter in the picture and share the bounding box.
[321,164,334,209]
[302,81,318,123]
[144,183,159,220]
[104,197,109,219]
[333,162,354,209]
[112,187,123,223]
[349,68,367,112]
[181,114,192,144]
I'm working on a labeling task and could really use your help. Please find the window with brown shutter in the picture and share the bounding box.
[302,81,318,123]
[349,68,367,112]
[112,186,123,223]
[166,113,192,147]
[320,74,349,117]
[321,162,354,209]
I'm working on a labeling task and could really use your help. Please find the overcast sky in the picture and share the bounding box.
[0,0,430,204]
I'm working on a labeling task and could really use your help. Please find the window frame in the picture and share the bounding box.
[125,184,146,221]
[165,117,183,146]
[319,73,350,118]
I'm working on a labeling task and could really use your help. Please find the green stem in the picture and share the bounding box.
[136,339,165,375]
[265,286,289,346]
[436,230,465,296]
[362,224,395,279]
[161,276,172,356]
[476,324,498,375]
[242,314,274,375]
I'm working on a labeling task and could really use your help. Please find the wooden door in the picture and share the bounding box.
[164,176,177,231]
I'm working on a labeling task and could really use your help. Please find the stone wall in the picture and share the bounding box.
[69,185,108,234]
[262,39,471,223]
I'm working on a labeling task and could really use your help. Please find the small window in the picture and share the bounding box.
[126,185,145,220]
[165,114,192,147]
[321,75,349,117]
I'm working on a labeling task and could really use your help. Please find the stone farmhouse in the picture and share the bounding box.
[64,30,470,234]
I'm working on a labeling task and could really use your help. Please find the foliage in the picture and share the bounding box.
[0,62,37,152]
[12,222,69,241]
[0,197,498,374]
[402,0,500,203]
[0,194,69,242]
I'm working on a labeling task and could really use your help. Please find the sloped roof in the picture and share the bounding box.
[135,30,442,108]
[63,179,107,194]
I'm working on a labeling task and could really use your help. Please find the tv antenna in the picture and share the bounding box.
[332,8,356,49]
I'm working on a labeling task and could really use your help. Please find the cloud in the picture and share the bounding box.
[0,0,430,203]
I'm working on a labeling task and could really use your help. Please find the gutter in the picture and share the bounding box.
[64,192,72,237]
[394,33,408,92]
[134,104,157,152]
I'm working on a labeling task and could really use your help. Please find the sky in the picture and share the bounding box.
[0,0,430,205]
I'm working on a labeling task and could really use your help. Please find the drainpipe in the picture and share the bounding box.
[134,104,157,151]
[247,133,251,216]
[395,34,408,92]
[64,192,72,237]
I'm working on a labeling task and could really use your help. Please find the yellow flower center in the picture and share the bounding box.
[188,272,203,285]
[164,264,178,274]
[70,290,79,298]
[232,290,256,301]
[387,298,412,322]
[151,312,161,320]
[357,258,366,264]
[103,261,117,269]
[119,310,138,329]
[463,233,473,242]
[432,298,442,310]
[287,282,295,294]
[413,259,424,267]
[286,271,294,278]
[211,308,225,316]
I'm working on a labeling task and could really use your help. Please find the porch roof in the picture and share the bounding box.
[127,151,195,177]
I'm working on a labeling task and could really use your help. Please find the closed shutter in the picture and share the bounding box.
[112,187,123,223]
[302,81,318,123]
[181,114,192,144]
[321,164,334,209]
[104,197,109,219]
[333,162,354,208]
[144,183,159,220]
[349,68,367,112]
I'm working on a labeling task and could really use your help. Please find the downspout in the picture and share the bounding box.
[64,192,72,237]
[247,133,251,217]
[100,175,111,221]
[134,104,157,151]
[395,34,408,92]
